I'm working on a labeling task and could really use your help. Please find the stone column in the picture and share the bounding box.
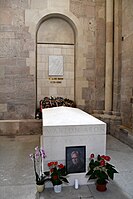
[105,0,114,113]
[113,0,122,115]
[131,94,133,133]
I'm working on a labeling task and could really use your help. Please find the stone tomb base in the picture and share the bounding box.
[41,107,106,187]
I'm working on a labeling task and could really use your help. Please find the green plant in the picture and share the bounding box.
[29,146,50,185]
[45,161,69,186]
[86,154,118,185]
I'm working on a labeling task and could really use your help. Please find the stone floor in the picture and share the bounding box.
[0,134,133,199]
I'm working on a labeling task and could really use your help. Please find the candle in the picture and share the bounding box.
[74,179,79,189]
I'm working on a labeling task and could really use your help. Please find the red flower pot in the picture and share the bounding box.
[96,183,107,192]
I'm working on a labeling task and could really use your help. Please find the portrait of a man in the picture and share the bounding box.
[66,146,86,174]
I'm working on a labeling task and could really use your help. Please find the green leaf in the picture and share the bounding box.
[106,163,115,169]
[89,172,97,180]
[107,168,118,180]
[94,161,100,167]
[97,155,101,161]
[35,172,39,182]
[86,169,93,176]
[93,170,108,182]
[60,177,69,183]
[44,171,50,176]
[52,179,62,186]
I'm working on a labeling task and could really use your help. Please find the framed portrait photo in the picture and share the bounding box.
[66,146,86,174]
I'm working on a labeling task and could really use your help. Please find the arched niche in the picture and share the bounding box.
[36,16,75,107]
[25,9,87,115]
[37,17,75,44]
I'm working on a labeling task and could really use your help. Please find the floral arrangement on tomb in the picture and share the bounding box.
[29,146,50,185]
[44,161,69,186]
[86,153,118,186]
[36,96,76,119]
[40,96,76,109]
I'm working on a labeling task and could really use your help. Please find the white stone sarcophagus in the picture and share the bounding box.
[41,106,106,186]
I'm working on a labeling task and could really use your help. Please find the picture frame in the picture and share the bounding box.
[66,146,86,174]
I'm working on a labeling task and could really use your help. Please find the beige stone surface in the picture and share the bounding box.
[106,22,113,42]
[30,0,48,9]
[37,44,74,105]
[0,120,42,135]
[0,9,12,24]
[48,0,69,10]
[0,0,132,136]
[120,0,133,127]
[37,18,74,44]
[0,104,7,112]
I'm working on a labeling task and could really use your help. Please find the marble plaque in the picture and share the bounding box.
[49,55,63,76]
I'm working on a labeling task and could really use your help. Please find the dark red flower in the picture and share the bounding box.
[51,162,54,166]
[104,156,111,161]
[90,153,94,159]
[100,159,105,166]
[100,155,106,159]
[54,161,58,165]
[53,175,58,180]
[50,168,54,173]
[48,162,51,167]
[48,161,54,167]
[58,164,64,169]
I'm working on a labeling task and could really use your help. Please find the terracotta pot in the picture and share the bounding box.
[96,183,107,192]
[36,184,45,192]
[54,185,62,193]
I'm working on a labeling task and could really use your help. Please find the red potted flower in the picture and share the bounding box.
[86,154,118,191]
[45,161,69,193]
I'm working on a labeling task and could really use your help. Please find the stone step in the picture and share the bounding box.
[114,125,133,149]
[0,119,42,135]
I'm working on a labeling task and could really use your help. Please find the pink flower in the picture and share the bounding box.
[29,153,33,157]
[41,153,46,158]
[35,152,40,159]
[40,149,46,158]
[29,154,33,160]
[35,146,39,151]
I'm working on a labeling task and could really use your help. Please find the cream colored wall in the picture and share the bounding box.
[37,44,74,105]
[37,17,74,105]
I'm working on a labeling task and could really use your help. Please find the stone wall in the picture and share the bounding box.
[70,0,106,113]
[0,0,106,119]
[0,119,42,135]
[121,0,133,128]
[0,0,35,119]
[93,0,133,145]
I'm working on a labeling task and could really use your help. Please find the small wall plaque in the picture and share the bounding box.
[49,55,63,76]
